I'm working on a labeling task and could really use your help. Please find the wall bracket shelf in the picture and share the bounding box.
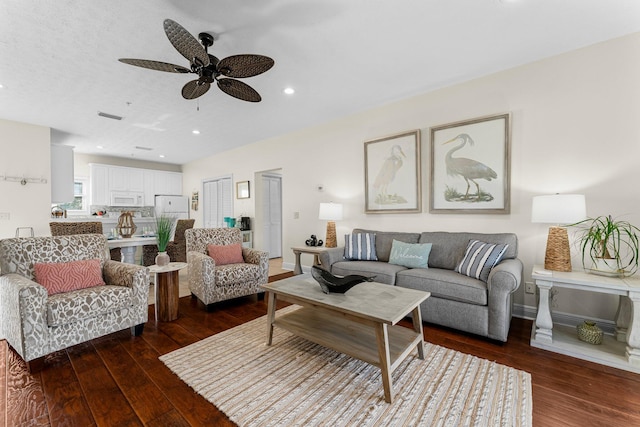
[0,175,48,185]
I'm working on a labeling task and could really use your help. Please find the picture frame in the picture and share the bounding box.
[236,181,250,199]
[191,191,199,211]
[364,130,421,214]
[430,113,510,214]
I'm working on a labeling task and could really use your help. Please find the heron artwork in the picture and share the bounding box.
[443,133,497,202]
[373,144,407,204]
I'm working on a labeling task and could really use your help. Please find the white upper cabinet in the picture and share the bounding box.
[109,166,144,192]
[89,164,109,205]
[90,164,182,207]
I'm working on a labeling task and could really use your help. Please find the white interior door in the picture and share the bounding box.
[203,176,232,228]
[261,174,282,258]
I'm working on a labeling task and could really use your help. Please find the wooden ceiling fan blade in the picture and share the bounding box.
[217,78,261,102]
[163,19,209,67]
[119,58,191,73]
[182,79,211,100]
[218,55,274,78]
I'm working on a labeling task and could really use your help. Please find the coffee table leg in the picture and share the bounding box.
[266,291,276,346]
[411,306,425,360]
[375,323,394,403]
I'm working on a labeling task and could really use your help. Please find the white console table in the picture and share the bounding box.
[530,265,640,373]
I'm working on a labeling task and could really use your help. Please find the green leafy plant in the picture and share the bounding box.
[571,215,640,276]
[155,215,174,252]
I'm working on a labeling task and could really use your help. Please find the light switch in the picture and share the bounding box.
[0,212,9,220]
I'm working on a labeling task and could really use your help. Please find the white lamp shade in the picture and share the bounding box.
[531,194,586,224]
[319,202,343,221]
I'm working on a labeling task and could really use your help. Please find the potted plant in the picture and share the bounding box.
[572,215,640,277]
[155,215,174,266]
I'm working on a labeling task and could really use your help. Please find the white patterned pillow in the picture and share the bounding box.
[344,233,378,261]
[455,240,508,282]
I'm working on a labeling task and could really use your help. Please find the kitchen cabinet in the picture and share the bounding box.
[90,163,182,208]
[89,164,109,205]
[50,145,74,203]
[109,166,144,192]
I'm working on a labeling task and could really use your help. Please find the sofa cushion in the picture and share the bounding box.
[344,233,378,260]
[419,232,517,270]
[396,268,488,305]
[389,240,432,269]
[46,285,133,327]
[455,240,509,282]
[352,229,420,262]
[330,260,406,285]
[214,263,262,286]
[34,259,105,295]
[208,243,244,265]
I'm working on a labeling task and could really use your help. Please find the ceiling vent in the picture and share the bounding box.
[98,111,124,120]
[134,146,153,151]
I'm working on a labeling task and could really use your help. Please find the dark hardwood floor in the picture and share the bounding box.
[2,274,640,426]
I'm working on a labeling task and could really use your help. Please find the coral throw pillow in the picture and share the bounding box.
[208,243,244,265]
[34,259,105,295]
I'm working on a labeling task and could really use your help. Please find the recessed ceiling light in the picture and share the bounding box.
[283,87,295,95]
[0,84,4,89]
[192,130,200,135]
[96,145,103,149]
[159,154,165,158]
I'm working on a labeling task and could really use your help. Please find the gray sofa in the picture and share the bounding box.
[319,229,523,342]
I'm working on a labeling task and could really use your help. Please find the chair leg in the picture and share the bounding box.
[131,323,145,336]
[26,356,45,374]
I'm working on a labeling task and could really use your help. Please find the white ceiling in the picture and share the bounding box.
[1,0,639,165]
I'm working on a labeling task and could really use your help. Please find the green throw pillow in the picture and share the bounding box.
[388,240,432,269]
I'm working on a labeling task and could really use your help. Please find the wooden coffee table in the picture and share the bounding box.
[262,274,430,403]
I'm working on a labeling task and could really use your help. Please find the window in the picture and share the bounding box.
[56,177,89,214]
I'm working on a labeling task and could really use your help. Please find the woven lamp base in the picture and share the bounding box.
[544,226,572,272]
[325,221,337,248]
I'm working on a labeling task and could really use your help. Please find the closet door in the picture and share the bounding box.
[203,176,232,228]
[261,174,282,258]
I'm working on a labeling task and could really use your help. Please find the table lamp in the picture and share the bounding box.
[319,202,343,248]
[531,194,586,272]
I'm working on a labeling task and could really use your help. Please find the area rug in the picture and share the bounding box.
[160,306,532,426]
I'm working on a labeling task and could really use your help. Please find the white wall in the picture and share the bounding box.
[183,32,640,321]
[0,119,52,238]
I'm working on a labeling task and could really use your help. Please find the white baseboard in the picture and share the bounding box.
[513,303,616,335]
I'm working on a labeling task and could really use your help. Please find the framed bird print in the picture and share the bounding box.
[429,113,511,214]
[364,130,421,214]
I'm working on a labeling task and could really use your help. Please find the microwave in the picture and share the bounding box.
[110,191,144,207]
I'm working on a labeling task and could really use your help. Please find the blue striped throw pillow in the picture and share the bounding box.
[455,240,508,282]
[344,233,378,261]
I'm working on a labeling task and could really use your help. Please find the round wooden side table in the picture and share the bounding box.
[148,262,187,322]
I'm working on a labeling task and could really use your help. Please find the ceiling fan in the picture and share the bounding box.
[119,19,274,102]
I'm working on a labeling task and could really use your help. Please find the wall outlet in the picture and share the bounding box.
[525,281,536,294]
[0,212,9,220]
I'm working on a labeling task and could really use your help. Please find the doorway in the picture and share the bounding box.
[202,175,232,228]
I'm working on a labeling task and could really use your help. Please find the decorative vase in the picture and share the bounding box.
[577,320,603,345]
[116,211,137,238]
[155,251,170,267]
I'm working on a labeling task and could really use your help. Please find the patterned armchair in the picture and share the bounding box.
[142,219,195,266]
[0,234,149,370]
[186,228,269,309]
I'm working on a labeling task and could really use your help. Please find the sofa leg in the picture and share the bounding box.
[26,356,45,374]
[131,323,145,336]
[257,292,265,301]
[206,303,216,312]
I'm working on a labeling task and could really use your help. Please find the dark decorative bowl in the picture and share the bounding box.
[311,265,375,294]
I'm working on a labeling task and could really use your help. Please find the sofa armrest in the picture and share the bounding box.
[242,247,269,285]
[0,274,49,361]
[103,260,150,308]
[318,247,344,271]
[486,258,523,341]
[187,251,216,300]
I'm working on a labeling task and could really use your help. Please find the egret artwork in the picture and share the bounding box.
[373,144,408,205]
[443,133,497,202]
